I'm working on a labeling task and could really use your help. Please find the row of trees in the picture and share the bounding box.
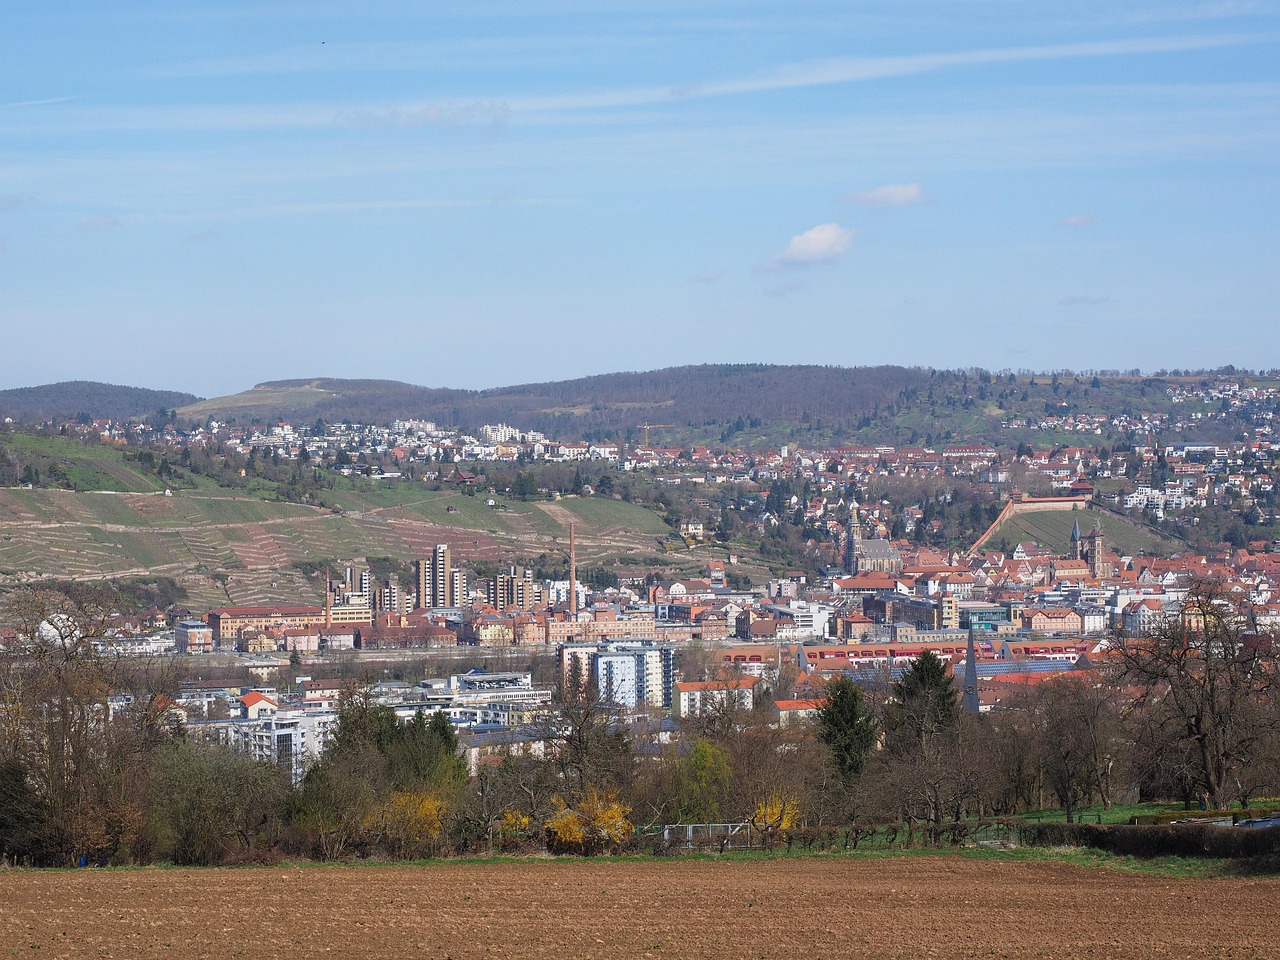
[3,583,1278,866]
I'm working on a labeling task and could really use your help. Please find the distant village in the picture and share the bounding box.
[6,486,1278,785]
[6,376,1279,784]
[35,375,1278,541]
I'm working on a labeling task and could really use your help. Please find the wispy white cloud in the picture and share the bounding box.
[846,182,926,207]
[153,196,566,222]
[147,30,1267,103]
[337,101,510,130]
[0,97,75,110]
[1060,213,1097,227]
[613,32,1270,109]
[693,269,723,283]
[8,32,1261,137]
[768,223,856,268]
[79,215,122,232]
[137,35,642,79]
[764,279,804,297]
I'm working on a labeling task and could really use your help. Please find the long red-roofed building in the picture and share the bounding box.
[208,605,326,645]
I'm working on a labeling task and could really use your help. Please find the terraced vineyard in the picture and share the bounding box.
[983,504,1181,557]
[0,484,681,609]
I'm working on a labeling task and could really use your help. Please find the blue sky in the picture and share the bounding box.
[2,1,1278,397]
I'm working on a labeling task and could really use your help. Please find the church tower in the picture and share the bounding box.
[1086,523,1106,578]
[844,514,863,573]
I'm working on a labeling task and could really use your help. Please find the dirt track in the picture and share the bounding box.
[1,855,1276,959]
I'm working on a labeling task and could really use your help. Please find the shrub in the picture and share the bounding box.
[1016,821,1280,859]
[496,809,532,853]
[1131,810,1275,826]
[361,791,449,859]
[545,787,634,856]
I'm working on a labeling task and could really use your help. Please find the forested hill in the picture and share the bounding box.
[0,381,201,424]
[175,365,933,437]
[6,365,1265,447]
[447,364,933,439]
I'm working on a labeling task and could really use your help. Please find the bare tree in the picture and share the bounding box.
[547,678,634,802]
[0,584,174,864]
[1112,580,1280,809]
[1026,678,1126,822]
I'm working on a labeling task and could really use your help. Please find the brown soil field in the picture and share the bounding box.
[1,855,1276,959]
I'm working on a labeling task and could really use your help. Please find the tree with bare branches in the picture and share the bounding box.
[1027,677,1126,822]
[0,584,178,864]
[1112,580,1280,809]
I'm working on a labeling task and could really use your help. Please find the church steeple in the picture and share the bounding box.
[1086,522,1106,578]
[1071,517,1082,560]
[962,631,980,715]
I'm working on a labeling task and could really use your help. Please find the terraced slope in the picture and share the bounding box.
[0,486,676,609]
[984,504,1182,557]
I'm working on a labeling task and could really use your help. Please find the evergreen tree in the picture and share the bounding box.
[886,651,959,752]
[816,677,877,787]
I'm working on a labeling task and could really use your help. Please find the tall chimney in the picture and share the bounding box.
[569,521,578,622]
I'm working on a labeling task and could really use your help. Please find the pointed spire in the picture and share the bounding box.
[1071,518,1081,543]
[963,631,980,714]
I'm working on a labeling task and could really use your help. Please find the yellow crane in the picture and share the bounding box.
[638,422,674,447]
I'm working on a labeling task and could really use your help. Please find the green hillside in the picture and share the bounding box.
[7,365,1263,449]
[0,432,166,493]
[178,381,351,419]
[162,366,1261,447]
[0,483,677,612]
[173,367,936,441]
[986,505,1183,558]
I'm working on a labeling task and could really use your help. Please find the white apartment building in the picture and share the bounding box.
[229,709,338,785]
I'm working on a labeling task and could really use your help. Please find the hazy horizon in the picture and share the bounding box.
[3,2,1278,396]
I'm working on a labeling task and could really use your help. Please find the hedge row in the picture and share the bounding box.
[1131,810,1276,826]
[1016,821,1280,859]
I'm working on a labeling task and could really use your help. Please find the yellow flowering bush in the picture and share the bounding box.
[363,791,448,859]
[750,791,800,832]
[545,787,634,855]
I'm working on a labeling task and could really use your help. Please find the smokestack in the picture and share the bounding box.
[569,521,578,622]
[325,567,332,631]
[962,630,979,715]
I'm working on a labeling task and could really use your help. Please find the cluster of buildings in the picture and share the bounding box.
[30,376,1278,549]
[152,488,1280,702]
[168,666,558,783]
[10,500,1280,788]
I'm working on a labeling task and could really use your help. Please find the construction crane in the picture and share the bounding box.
[638,422,674,447]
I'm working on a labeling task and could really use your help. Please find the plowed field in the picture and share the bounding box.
[1,856,1276,959]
